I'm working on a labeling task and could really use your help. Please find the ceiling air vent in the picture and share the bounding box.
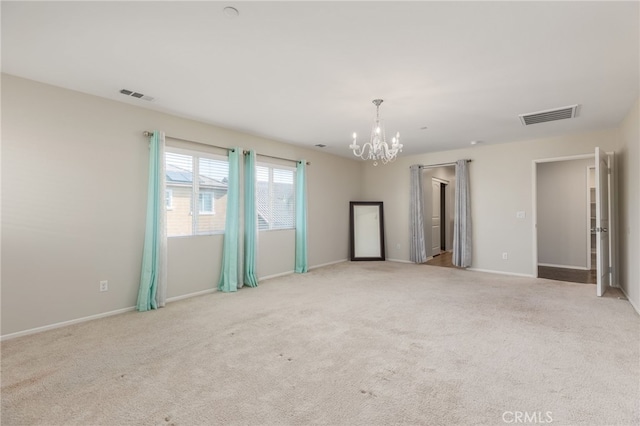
[519,104,579,126]
[119,89,154,102]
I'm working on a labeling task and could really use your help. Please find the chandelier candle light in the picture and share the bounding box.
[349,99,402,166]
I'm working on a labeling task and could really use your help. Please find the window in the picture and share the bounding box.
[199,191,214,214]
[165,189,173,209]
[256,163,295,231]
[165,148,229,237]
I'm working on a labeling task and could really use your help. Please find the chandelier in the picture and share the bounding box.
[349,99,402,166]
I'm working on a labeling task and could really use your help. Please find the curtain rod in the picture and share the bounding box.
[143,131,309,164]
[415,159,472,169]
[142,131,234,152]
[244,150,311,166]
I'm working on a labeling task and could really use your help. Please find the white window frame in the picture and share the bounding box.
[165,146,228,237]
[198,191,215,215]
[256,162,296,232]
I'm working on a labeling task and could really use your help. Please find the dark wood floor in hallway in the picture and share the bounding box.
[427,252,597,285]
[425,251,596,284]
[538,265,596,284]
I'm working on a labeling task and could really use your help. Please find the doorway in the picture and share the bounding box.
[440,181,447,251]
[423,166,455,267]
[533,149,616,295]
[536,157,595,284]
[431,178,448,256]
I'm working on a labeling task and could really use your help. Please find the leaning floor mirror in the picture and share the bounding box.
[350,201,386,261]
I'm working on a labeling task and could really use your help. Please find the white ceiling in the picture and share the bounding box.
[2,1,638,158]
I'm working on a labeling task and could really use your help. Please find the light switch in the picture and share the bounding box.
[516,211,526,219]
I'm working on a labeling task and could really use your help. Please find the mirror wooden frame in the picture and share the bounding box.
[350,201,386,261]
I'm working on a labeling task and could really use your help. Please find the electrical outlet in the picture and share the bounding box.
[502,252,508,260]
[516,211,526,219]
[99,280,108,292]
[396,243,401,250]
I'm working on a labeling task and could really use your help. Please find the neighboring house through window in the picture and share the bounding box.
[165,189,173,209]
[165,148,228,237]
[199,191,215,214]
[256,163,295,231]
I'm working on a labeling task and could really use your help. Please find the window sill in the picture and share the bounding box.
[258,228,295,233]
[168,232,225,239]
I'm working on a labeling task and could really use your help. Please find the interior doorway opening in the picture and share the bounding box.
[423,166,455,268]
[532,149,616,296]
[536,157,596,284]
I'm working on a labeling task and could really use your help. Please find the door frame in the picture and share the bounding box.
[532,153,594,278]
[431,177,449,256]
[440,181,447,251]
[532,152,617,288]
[596,149,617,293]
[586,165,595,270]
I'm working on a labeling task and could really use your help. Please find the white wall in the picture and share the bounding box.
[361,128,621,276]
[1,74,361,336]
[3,73,637,337]
[537,158,594,269]
[618,98,640,313]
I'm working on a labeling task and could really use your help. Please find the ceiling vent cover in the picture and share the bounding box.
[119,89,154,102]
[519,104,579,126]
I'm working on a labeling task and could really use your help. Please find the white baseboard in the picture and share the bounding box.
[1,288,220,342]
[390,251,450,264]
[2,259,352,341]
[166,288,216,303]
[387,258,414,264]
[538,263,589,271]
[259,270,295,281]
[0,305,136,342]
[260,259,348,281]
[309,259,348,270]
[619,287,640,315]
[467,268,536,278]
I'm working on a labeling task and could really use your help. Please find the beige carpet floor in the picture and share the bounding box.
[2,261,638,426]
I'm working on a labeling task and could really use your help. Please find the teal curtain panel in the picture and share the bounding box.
[218,148,241,292]
[243,150,259,287]
[137,131,168,311]
[295,160,308,273]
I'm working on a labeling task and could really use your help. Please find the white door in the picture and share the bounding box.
[432,180,441,254]
[595,147,610,296]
